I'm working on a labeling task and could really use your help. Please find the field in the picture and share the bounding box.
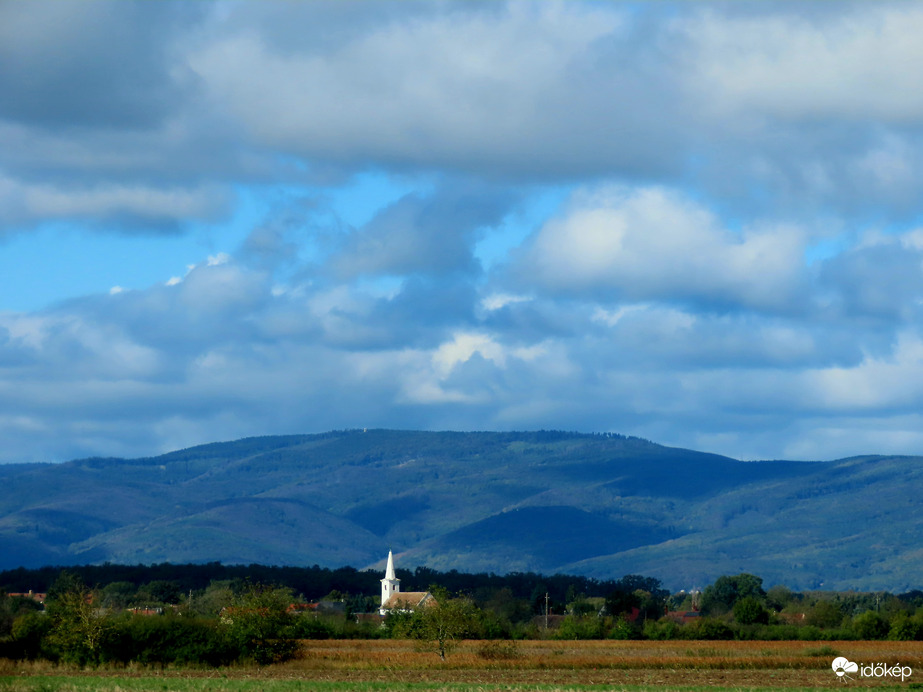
[1,640,922,691]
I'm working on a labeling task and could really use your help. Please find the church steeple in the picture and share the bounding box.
[384,550,396,580]
[380,550,401,614]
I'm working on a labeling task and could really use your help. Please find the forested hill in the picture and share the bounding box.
[0,429,920,591]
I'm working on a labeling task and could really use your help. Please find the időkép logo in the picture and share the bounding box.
[832,656,912,682]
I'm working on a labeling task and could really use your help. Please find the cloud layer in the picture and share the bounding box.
[2,1,923,463]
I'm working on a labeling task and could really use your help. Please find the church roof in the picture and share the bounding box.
[382,591,435,611]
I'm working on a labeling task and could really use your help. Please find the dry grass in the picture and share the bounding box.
[2,640,923,689]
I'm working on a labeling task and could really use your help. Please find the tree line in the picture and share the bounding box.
[2,565,923,667]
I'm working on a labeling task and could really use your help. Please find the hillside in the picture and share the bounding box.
[0,429,920,591]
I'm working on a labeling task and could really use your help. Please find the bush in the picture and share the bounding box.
[101,614,237,667]
[4,612,52,660]
[221,584,299,665]
[555,616,607,640]
[643,618,680,640]
[889,612,923,641]
[690,618,734,640]
[805,601,843,629]
[734,596,769,625]
[852,611,889,640]
[290,616,334,640]
[608,616,640,640]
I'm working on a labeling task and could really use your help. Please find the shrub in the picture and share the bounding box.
[290,616,334,640]
[608,616,640,640]
[690,618,734,640]
[852,611,889,640]
[889,612,923,641]
[555,616,607,640]
[101,614,237,667]
[805,600,843,629]
[733,596,769,625]
[4,612,52,660]
[643,618,680,640]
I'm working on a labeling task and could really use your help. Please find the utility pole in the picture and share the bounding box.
[545,592,550,630]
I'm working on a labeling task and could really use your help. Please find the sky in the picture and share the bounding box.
[3,1,923,464]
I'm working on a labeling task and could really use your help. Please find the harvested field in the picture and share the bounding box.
[2,639,922,690]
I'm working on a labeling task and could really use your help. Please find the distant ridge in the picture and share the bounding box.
[0,429,920,591]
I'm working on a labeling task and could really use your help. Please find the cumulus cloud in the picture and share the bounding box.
[0,1,197,129]
[685,5,923,123]
[511,186,807,311]
[5,1,923,466]
[328,182,515,280]
[187,2,670,179]
[0,175,230,233]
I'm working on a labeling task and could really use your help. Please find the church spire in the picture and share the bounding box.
[385,549,396,580]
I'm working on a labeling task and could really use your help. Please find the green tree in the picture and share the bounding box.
[221,583,298,665]
[0,593,42,637]
[44,572,107,665]
[136,580,182,606]
[400,596,480,660]
[853,611,889,640]
[605,589,640,618]
[805,600,844,629]
[765,585,795,611]
[733,596,769,625]
[888,612,923,641]
[7,612,51,660]
[184,580,234,617]
[555,615,606,640]
[99,582,136,610]
[701,574,765,615]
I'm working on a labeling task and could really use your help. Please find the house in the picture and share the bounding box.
[7,591,46,605]
[664,610,702,625]
[378,550,434,616]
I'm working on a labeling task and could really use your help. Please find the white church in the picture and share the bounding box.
[379,550,435,615]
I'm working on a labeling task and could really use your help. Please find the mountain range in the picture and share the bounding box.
[1,429,920,592]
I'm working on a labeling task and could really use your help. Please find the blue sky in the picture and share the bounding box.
[3,1,923,463]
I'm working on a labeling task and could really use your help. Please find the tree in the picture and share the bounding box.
[397,596,479,660]
[605,588,639,618]
[0,593,42,637]
[701,574,765,615]
[733,596,769,625]
[137,580,182,606]
[605,575,669,621]
[888,612,923,641]
[805,600,844,629]
[44,572,106,665]
[7,611,51,660]
[99,581,136,610]
[221,583,298,665]
[853,611,889,640]
[765,585,795,611]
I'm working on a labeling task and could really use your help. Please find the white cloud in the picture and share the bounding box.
[5,1,923,467]
[481,293,531,311]
[804,333,923,412]
[186,3,659,177]
[0,173,229,231]
[516,186,807,310]
[685,6,923,122]
[433,332,507,377]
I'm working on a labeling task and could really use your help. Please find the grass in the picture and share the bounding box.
[2,639,922,690]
